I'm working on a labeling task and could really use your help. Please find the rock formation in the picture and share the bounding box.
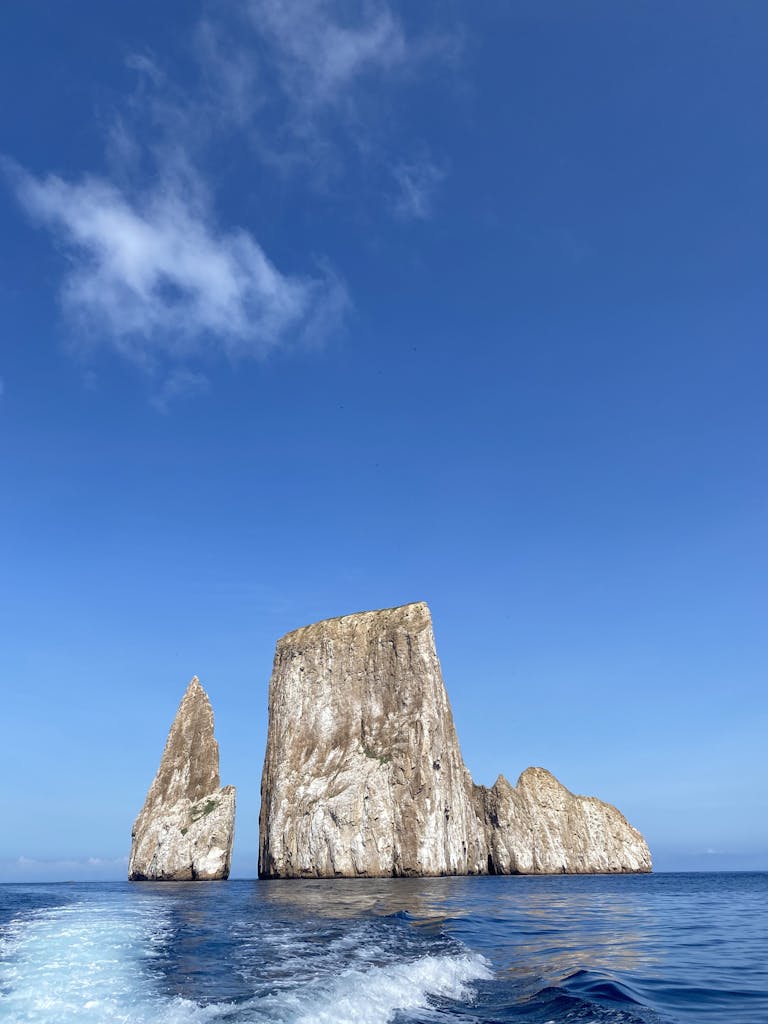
[476,767,651,874]
[129,676,235,881]
[259,603,651,878]
[259,602,486,877]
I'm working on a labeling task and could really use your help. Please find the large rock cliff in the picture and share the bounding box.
[259,603,651,878]
[129,676,235,881]
[259,603,486,877]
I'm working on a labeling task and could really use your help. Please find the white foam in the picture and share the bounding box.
[292,952,492,1024]
[0,899,491,1024]
[0,899,216,1024]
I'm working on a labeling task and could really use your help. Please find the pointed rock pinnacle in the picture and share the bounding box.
[129,676,235,881]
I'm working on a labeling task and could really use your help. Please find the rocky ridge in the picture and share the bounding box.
[259,602,651,878]
[475,767,651,874]
[129,676,235,881]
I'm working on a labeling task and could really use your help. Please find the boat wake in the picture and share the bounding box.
[0,898,491,1024]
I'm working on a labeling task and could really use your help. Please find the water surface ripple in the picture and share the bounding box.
[0,873,765,1023]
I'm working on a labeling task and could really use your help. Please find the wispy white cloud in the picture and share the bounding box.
[194,19,263,130]
[11,854,129,867]
[392,156,446,220]
[9,164,347,369]
[248,0,408,111]
[6,0,455,403]
[198,1,457,183]
[1,854,130,881]
[150,368,210,413]
[124,53,165,84]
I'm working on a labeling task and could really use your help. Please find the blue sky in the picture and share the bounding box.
[1,1,766,880]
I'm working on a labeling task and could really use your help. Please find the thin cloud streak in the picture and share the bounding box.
[248,0,408,111]
[392,157,446,220]
[202,1,457,184]
[0,855,130,881]
[150,368,210,413]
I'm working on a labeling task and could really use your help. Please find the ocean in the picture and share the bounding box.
[0,873,765,1023]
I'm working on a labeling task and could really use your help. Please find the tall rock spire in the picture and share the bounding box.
[259,602,487,878]
[129,676,235,881]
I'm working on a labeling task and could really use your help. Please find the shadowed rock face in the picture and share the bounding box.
[259,603,651,878]
[129,677,235,881]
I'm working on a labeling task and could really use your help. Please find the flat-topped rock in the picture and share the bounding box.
[129,677,235,881]
[259,602,486,877]
[259,603,651,878]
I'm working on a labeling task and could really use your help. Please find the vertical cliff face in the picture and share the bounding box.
[259,602,486,878]
[129,677,235,881]
[259,603,651,878]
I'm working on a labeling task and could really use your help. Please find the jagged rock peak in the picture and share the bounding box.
[140,676,219,812]
[259,602,652,878]
[129,676,235,881]
[477,767,652,874]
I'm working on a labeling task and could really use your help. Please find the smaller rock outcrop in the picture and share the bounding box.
[129,676,235,881]
[476,768,651,874]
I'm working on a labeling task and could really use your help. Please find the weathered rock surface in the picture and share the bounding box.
[259,602,651,878]
[259,602,486,878]
[476,768,651,874]
[129,676,235,881]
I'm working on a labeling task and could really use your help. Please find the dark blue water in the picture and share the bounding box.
[0,873,765,1023]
